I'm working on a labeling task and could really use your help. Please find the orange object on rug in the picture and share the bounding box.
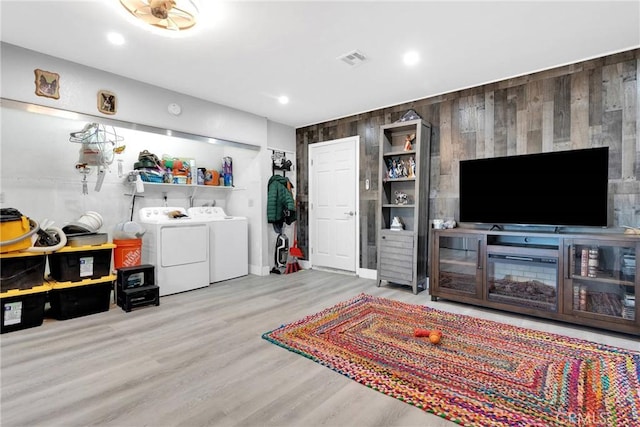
[414,328,430,337]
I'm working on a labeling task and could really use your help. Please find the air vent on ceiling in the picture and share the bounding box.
[338,50,368,67]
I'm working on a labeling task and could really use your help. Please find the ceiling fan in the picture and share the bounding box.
[119,0,199,31]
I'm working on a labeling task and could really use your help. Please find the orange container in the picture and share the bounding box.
[204,170,220,186]
[113,239,142,269]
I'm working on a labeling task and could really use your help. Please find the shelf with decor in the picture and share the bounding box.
[123,180,239,200]
[142,182,234,190]
[381,204,415,208]
[377,118,431,294]
[563,237,637,326]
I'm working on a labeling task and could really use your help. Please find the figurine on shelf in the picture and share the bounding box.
[395,191,408,205]
[408,157,416,178]
[404,133,415,151]
[390,216,404,230]
[387,159,397,179]
[397,109,422,123]
[394,158,404,178]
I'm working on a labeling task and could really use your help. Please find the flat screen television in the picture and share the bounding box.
[459,147,609,227]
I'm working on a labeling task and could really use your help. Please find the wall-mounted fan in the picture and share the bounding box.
[70,123,125,194]
[119,0,199,31]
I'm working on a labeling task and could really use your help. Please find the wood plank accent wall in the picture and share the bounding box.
[296,48,640,271]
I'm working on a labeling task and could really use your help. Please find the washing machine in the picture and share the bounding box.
[138,207,209,296]
[187,206,248,283]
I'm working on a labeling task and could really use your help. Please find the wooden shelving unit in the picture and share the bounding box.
[377,119,431,294]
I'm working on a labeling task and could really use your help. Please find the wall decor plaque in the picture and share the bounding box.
[97,90,117,115]
[34,69,60,99]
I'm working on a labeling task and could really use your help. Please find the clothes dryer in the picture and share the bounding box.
[187,206,248,283]
[138,207,209,296]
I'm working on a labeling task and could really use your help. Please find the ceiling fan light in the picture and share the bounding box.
[150,0,174,19]
[119,0,199,32]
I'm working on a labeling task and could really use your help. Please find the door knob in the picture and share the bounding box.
[344,211,354,216]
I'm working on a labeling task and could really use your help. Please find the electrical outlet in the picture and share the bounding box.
[365,179,370,190]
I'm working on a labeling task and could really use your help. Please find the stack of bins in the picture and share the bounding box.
[47,243,116,320]
[116,264,159,312]
[0,251,49,333]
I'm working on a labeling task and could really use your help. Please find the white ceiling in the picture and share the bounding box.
[1,1,639,128]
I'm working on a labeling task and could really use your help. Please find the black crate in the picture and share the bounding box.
[117,285,160,312]
[48,245,113,282]
[1,253,46,293]
[48,279,113,320]
[116,264,155,290]
[1,286,48,333]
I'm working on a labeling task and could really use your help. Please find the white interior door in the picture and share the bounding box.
[309,136,359,272]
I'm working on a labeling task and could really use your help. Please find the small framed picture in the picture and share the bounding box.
[97,90,117,115]
[34,69,60,99]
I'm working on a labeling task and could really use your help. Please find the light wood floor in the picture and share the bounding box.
[1,269,638,427]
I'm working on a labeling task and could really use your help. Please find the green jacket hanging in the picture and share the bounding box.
[267,175,296,225]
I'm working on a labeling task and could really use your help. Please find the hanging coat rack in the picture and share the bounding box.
[271,150,292,176]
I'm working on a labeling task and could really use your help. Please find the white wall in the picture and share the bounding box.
[0,43,266,145]
[0,43,297,276]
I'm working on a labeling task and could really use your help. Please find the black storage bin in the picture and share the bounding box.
[1,285,49,333]
[48,243,114,282]
[48,277,114,320]
[116,264,155,290]
[117,285,160,312]
[1,252,46,293]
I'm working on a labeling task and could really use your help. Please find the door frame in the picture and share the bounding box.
[308,135,360,275]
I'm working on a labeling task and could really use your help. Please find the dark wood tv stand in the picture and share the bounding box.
[430,228,639,336]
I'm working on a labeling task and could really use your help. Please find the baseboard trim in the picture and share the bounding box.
[357,268,377,280]
[251,264,272,276]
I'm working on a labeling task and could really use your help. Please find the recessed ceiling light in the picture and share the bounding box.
[403,51,420,66]
[278,96,289,105]
[107,32,126,46]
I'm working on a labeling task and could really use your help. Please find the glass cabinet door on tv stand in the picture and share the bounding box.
[430,231,484,302]
[377,118,431,294]
[564,237,637,326]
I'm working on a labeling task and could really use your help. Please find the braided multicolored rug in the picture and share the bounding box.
[262,293,640,426]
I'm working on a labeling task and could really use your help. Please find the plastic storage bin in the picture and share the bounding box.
[0,252,46,293]
[48,275,115,320]
[48,243,115,282]
[1,284,50,333]
[116,264,154,290]
[117,285,160,312]
[116,265,158,312]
